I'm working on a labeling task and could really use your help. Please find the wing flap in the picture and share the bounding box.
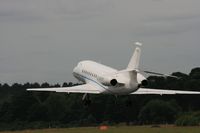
[131,88,200,95]
[27,84,102,94]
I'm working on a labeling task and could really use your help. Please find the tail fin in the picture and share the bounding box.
[127,42,142,70]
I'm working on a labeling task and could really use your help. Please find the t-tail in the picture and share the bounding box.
[127,42,142,70]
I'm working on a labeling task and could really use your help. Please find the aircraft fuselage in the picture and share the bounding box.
[73,60,145,95]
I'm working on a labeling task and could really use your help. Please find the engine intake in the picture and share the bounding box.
[110,79,118,86]
[141,80,148,86]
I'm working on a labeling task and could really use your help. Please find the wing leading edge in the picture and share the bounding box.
[27,84,103,94]
[132,88,200,95]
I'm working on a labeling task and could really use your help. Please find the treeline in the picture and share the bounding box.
[0,68,200,130]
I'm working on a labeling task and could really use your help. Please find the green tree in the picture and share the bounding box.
[175,112,200,126]
[138,100,180,124]
[44,93,67,122]
[190,68,200,79]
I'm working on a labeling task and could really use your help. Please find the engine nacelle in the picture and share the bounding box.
[137,73,148,87]
[110,79,118,86]
[141,79,148,86]
[101,77,118,86]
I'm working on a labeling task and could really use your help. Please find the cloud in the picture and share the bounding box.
[0,0,113,22]
[1,0,200,84]
[134,13,200,37]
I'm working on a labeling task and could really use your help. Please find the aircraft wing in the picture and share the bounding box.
[27,84,102,94]
[142,70,179,79]
[131,88,200,95]
[136,69,179,79]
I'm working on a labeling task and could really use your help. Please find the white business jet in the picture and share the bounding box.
[27,42,200,103]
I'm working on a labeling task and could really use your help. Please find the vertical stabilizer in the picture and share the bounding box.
[127,42,142,70]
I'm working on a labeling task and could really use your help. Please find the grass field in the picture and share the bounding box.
[1,126,200,133]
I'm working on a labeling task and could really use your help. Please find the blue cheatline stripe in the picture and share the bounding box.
[74,72,114,94]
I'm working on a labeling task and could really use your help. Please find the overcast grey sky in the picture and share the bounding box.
[0,0,200,84]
